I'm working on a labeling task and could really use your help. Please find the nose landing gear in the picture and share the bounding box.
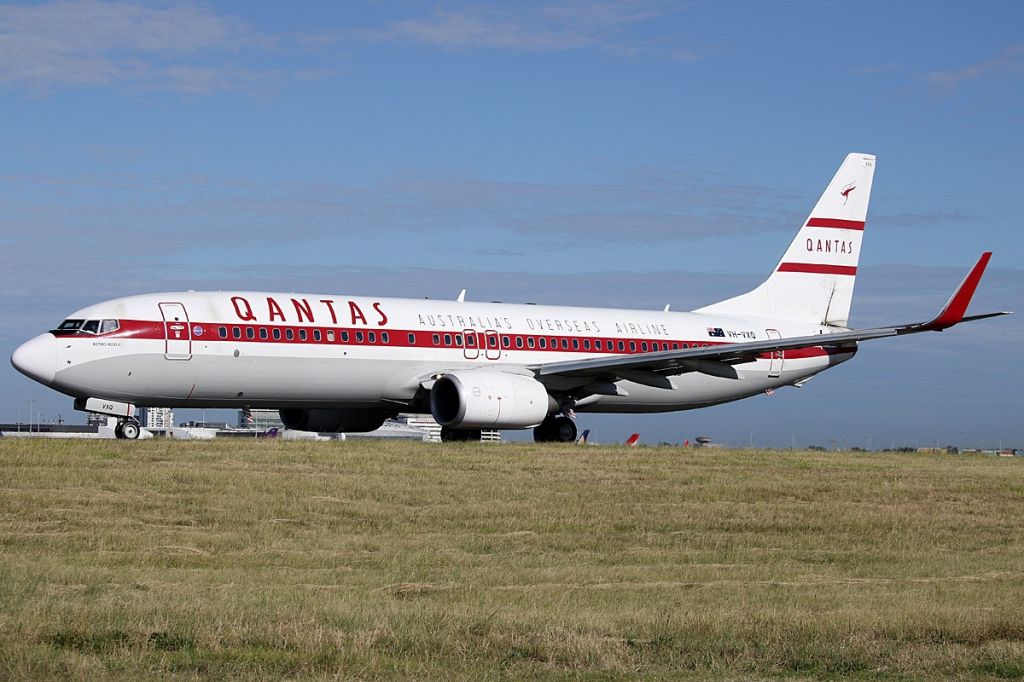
[74,397,141,440]
[114,418,141,440]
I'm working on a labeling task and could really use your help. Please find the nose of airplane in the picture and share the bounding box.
[11,333,57,385]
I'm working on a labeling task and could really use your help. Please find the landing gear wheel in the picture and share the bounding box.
[552,416,577,443]
[119,419,141,440]
[114,422,125,439]
[534,415,577,443]
[440,426,482,442]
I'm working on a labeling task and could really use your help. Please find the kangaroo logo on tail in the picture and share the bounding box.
[840,182,856,205]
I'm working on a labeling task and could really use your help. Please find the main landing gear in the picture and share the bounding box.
[440,426,482,443]
[533,415,577,443]
[114,418,141,440]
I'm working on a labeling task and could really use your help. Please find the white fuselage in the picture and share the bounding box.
[26,291,854,414]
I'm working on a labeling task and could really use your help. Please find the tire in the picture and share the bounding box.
[120,420,140,440]
[441,426,480,442]
[113,422,125,439]
[552,417,577,443]
[534,415,577,443]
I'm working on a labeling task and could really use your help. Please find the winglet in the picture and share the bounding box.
[924,252,993,330]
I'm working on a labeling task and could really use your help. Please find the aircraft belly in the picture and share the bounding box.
[51,350,422,408]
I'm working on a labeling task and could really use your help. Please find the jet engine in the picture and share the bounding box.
[430,370,553,429]
[279,408,389,433]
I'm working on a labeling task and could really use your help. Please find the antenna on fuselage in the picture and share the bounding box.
[456,289,466,303]
[664,304,671,312]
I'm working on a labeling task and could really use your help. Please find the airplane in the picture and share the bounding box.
[624,433,641,447]
[10,153,1009,442]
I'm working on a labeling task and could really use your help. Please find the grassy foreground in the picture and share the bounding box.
[0,439,1022,680]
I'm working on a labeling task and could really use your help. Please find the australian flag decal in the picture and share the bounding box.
[706,327,725,338]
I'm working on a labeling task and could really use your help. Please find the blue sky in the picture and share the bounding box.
[2,1,1021,447]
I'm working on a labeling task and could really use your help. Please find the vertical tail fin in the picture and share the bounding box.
[696,153,876,327]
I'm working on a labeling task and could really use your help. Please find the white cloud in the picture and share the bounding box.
[926,44,1024,93]
[0,0,288,94]
[371,1,696,59]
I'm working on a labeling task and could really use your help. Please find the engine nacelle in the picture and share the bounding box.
[279,408,389,433]
[430,370,552,429]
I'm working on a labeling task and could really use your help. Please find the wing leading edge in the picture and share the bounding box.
[533,253,1010,382]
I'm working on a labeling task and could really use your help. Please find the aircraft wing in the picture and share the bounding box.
[532,253,1009,382]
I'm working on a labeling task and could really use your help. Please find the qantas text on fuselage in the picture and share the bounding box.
[10,153,1009,441]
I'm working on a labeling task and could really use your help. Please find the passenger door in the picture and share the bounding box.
[159,302,192,360]
[765,328,783,378]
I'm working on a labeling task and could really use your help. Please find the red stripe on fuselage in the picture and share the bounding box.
[805,217,865,230]
[63,318,852,361]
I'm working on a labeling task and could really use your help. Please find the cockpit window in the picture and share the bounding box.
[99,319,120,334]
[57,319,84,331]
[81,320,100,334]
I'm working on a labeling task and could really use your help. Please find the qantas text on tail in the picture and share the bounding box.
[11,154,1009,441]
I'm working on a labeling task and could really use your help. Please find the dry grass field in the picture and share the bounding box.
[0,438,1022,680]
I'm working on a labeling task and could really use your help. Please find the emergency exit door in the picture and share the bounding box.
[159,302,192,360]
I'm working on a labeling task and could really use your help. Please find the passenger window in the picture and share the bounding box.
[466,335,476,347]
[313,329,322,342]
[502,336,510,348]
[630,341,637,352]
[408,332,416,345]
[381,332,389,344]
[641,342,648,352]
[299,329,307,341]
[260,328,268,340]
[272,328,281,340]
[99,319,120,334]
[595,339,602,350]
[432,333,440,345]
[572,339,580,350]
[285,328,294,341]
[219,326,227,339]
[455,334,463,346]
[583,339,590,350]
[528,337,535,348]
[672,343,679,350]
[233,327,241,339]
[561,339,568,350]
[617,340,625,351]
[368,331,376,343]
[539,338,547,349]
[682,343,689,349]
[342,331,351,342]
[488,335,498,348]
[354,331,363,343]
[246,328,255,340]
[444,333,452,346]
[515,336,523,348]
[81,320,100,334]
[327,330,335,342]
